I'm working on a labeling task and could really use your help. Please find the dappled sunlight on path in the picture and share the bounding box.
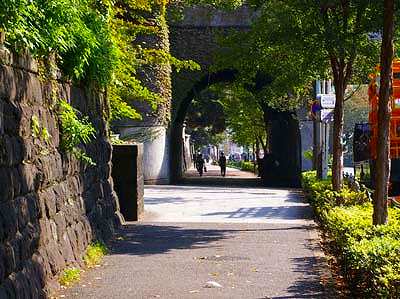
[143,185,312,224]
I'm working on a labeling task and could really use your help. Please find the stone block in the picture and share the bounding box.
[33,251,51,284]
[10,167,22,198]
[1,277,16,299]
[3,241,17,277]
[22,261,43,298]
[37,188,56,219]
[0,286,8,299]
[67,176,83,197]
[53,212,66,242]
[0,136,13,166]
[20,223,39,261]
[26,193,39,224]
[18,163,37,194]
[0,201,18,241]
[0,66,17,102]
[66,227,79,261]
[45,242,65,275]
[9,137,23,166]
[12,271,31,299]
[60,232,75,264]
[0,167,13,202]
[15,196,29,231]
[38,219,50,247]
[0,245,5,282]
[52,182,69,213]
[12,50,39,73]
[48,219,58,243]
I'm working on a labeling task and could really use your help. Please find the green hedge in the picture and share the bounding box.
[302,171,400,297]
[228,161,256,173]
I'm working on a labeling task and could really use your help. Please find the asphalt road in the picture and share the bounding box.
[60,167,335,299]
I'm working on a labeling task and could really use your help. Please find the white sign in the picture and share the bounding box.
[318,94,336,109]
[321,109,334,123]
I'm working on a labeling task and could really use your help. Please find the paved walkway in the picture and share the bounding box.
[60,167,334,299]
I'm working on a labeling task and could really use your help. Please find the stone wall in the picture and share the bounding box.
[0,47,121,297]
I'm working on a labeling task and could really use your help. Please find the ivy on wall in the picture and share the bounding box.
[0,0,200,163]
[0,0,199,122]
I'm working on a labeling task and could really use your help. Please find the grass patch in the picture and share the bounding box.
[84,242,108,268]
[59,268,81,287]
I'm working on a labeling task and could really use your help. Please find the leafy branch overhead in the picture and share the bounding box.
[0,0,199,122]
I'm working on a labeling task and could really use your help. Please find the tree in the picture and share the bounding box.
[249,0,383,190]
[211,9,317,186]
[214,84,267,150]
[373,0,395,225]
[185,88,227,148]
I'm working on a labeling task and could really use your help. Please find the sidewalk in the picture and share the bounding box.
[60,168,335,299]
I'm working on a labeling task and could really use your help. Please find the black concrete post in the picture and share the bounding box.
[112,144,144,221]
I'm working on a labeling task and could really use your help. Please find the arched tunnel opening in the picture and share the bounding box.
[170,70,302,187]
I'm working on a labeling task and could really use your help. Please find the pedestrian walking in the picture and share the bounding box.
[195,153,205,176]
[219,152,227,177]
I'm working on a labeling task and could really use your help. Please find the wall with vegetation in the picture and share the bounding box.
[113,5,173,184]
[0,48,121,297]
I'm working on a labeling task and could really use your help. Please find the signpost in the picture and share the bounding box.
[321,109,334,123]
[319,94,336,109]
[314,81,335,180]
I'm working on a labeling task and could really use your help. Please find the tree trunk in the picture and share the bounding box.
[331,76,345,191]
[255,139,260,159]
[373,0,394,225]
[170,121,184,183]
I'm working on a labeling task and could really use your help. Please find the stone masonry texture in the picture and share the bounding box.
[0,47,121,298]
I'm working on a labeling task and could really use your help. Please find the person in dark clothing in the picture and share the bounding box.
[195,153,205,176]
[219,152,227,177]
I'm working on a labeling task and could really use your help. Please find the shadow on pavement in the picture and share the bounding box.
[266,256,330,299]
[179,177,262,187]
[144,196,186,205]
[202,206,313,220]
[110,224,311,257]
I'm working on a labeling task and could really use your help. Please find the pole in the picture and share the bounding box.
[322,122,329,179]
[315,80,323,179]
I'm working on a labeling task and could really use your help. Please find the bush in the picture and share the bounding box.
[59,268,81,287]
[302,171,400,297]
[228,160,256,173]
[84,242,108,268]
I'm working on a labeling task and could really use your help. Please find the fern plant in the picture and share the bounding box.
[58,100,96,166]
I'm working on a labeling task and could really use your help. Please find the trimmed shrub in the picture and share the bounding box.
[302,171,400,297]
[228,161,256,173]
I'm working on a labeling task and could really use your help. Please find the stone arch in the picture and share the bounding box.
[170,69,237,182]
[169,69,303,187]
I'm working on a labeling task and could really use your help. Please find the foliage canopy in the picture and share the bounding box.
[0,0,199,121]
